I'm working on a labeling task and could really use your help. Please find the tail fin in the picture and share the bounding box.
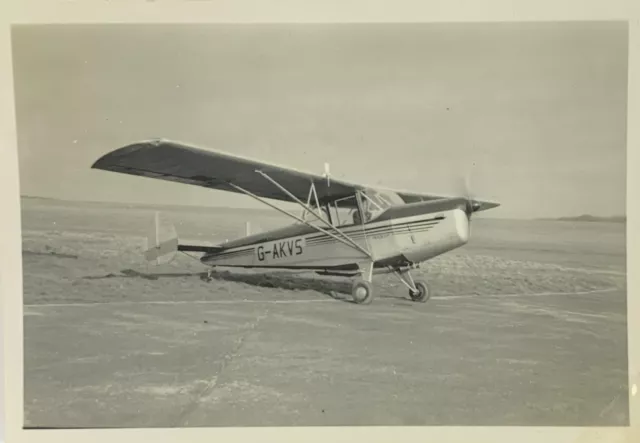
[144,211,179,265]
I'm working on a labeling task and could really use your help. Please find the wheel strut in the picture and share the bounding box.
[392,268,432,303]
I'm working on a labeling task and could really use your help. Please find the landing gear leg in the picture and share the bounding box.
[352,262,375,305]
[201,268,214,282]
[393,268,431,303]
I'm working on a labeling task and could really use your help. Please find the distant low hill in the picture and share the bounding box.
[542,214,626,223]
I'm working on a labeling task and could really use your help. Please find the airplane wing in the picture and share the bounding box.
[92,139,361,207]
[92,139,499,211]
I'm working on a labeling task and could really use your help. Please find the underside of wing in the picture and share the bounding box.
[92,139,360,206]
[93,139,500,212]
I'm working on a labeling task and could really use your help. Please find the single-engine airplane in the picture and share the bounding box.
[92,139,499,305]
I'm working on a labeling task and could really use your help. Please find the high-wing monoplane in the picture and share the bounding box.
[92,139,499,305]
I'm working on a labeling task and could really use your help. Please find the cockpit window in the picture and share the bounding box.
[358,189,396,222]
[300,188,402,227]
[331,195,357,226]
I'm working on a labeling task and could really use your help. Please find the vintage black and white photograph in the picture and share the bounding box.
[12,22,628,428]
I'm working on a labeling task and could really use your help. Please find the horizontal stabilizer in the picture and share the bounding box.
[144,212,179,265]
[143,212,226,265]
[178,244,225,254]
[145,237,179,262]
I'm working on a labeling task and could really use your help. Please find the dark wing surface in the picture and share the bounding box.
[92,139,500,212]
[91,139,360,206]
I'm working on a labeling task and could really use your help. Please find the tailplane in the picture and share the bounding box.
[144,211,229,265]
[144,211,179,265]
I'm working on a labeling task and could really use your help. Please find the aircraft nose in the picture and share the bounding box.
[462,199,481,218]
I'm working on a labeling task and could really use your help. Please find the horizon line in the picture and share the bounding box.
[19,194,626,222]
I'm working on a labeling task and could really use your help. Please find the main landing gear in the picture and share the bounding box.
[352,279,374,305]
[408,279,431,303]
[350,263,432,305]
[393,268,431,303]
[352,261,375,305]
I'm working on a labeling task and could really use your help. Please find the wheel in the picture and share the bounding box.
[409,279,431,303]
[352,279,374,305]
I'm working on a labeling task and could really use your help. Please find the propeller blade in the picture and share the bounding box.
[455,163,479,218]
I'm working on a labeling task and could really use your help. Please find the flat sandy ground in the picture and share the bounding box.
[21,197,628,427]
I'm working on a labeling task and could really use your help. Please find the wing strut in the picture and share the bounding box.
[226,181,373,260]
[301,181,321,221]
[355,190,373,253]
[255,170,372,258]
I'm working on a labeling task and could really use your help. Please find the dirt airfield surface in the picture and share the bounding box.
[21,197,628,427]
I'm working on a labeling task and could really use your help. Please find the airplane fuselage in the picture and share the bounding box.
[200,197,471,273]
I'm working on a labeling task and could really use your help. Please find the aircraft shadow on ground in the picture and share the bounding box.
[207,270,357,302]
[23,249,79,259]
[82,268,366,303]
[30,247,402,303]
[83,269,198,281]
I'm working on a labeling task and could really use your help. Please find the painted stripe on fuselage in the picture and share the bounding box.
[305,218,442,246]
[214,197,465,251]
[201,214,445,263]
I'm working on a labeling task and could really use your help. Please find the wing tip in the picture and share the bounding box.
[91,138,168,170]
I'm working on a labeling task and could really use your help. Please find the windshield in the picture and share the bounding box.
[299,188,402,227]
[356,189,391,223]
[335,189,400,226]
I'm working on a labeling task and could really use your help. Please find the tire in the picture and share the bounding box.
[352,279,374,305]
[409,280,431,303]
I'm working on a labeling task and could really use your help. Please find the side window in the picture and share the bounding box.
[333,206,356,227]
[329,195,358,227]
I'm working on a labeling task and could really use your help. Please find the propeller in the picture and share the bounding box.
[456,164,481,219]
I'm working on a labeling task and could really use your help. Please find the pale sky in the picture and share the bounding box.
[11,22,628,218]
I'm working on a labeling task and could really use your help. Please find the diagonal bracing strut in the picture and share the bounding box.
[226,181,373,260]
[254,170,372,258]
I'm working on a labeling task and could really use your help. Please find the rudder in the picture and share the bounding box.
[144,211,179,265]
